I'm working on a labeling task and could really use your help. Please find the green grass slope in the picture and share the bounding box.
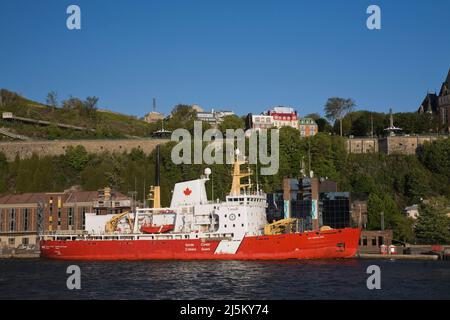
[0,89,159,140]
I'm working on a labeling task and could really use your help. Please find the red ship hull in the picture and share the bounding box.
[40,228,360,261]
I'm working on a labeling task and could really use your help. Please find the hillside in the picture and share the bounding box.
[0,89,159,140]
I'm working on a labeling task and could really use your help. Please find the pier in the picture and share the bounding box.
[357,253,439,260]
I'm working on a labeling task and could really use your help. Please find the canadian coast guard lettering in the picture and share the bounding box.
[214,240,243,255]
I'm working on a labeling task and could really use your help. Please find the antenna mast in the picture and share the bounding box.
[255,151,260,193]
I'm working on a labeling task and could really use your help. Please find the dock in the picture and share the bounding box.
[357,253,439,260]
[0,250,40,259]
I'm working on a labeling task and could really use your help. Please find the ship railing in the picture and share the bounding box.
[40,230,88,236]
[40,232,235,242]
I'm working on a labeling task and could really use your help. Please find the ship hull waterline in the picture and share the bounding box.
[40,228,360,261]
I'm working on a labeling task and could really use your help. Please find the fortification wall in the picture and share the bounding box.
[347,135,449,155]
[0,139,170,161]
[345,138,379,154]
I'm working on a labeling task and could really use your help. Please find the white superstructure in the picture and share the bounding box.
[85,152,268,244]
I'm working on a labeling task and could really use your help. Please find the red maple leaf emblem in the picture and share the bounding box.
[183,188,192,196]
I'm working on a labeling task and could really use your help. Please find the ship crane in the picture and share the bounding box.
[105,211,133,233]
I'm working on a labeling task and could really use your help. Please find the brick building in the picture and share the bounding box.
[246,107,318,137]
[298,118,318,137]
[0,188,131,249]
[143,111,165,123]
[267,107,299,129]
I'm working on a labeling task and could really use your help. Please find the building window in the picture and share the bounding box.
[22,237,29,245]
[372,238,377,246]
[57,208,62,226]
[9,208,16,231]
[362,236,368,246]
[8,238,15,245]
[82,208,86,229]
[68,208,73,227]
[23,208,30,231]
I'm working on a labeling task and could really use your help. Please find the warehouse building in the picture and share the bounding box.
[0,187,131,249]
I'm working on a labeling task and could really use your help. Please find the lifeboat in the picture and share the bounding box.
[140,224,175,234]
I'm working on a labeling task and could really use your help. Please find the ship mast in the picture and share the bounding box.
[149,145,161,208]
[229,149,252,196]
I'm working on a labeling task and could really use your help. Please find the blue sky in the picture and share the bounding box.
[0,0,449,117]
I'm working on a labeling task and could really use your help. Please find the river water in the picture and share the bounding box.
[0,259,449,299]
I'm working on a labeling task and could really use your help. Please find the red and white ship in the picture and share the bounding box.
[40,149,360,261]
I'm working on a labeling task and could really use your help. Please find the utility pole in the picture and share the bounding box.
[128,191,137,212]
[308,138,311,175]
[211,173,214,200]
[358,203,362,228]
[380,211,385,231]
[143,178,146,208]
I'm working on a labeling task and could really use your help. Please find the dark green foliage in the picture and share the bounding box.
[218,115,245,134]
[339,110,439,137]
[418,139,450,179]
[324,97,355,136]
[415,197,450,244]
[315,118,333,133]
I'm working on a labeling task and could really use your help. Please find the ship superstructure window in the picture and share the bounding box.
[9,208,15,231]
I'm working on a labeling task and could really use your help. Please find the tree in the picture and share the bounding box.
[315,118,333,133]
[304,113,321,120]
[418,139,450,180]
[84,96,99,110]
[46,91,58,108]
[167,104,197,133]
[415,197,450,244]
[324,97,355,136]
[218,115,245,133]
[65,145,89,171]
[84,96,99,120]
[367,193,384,230]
